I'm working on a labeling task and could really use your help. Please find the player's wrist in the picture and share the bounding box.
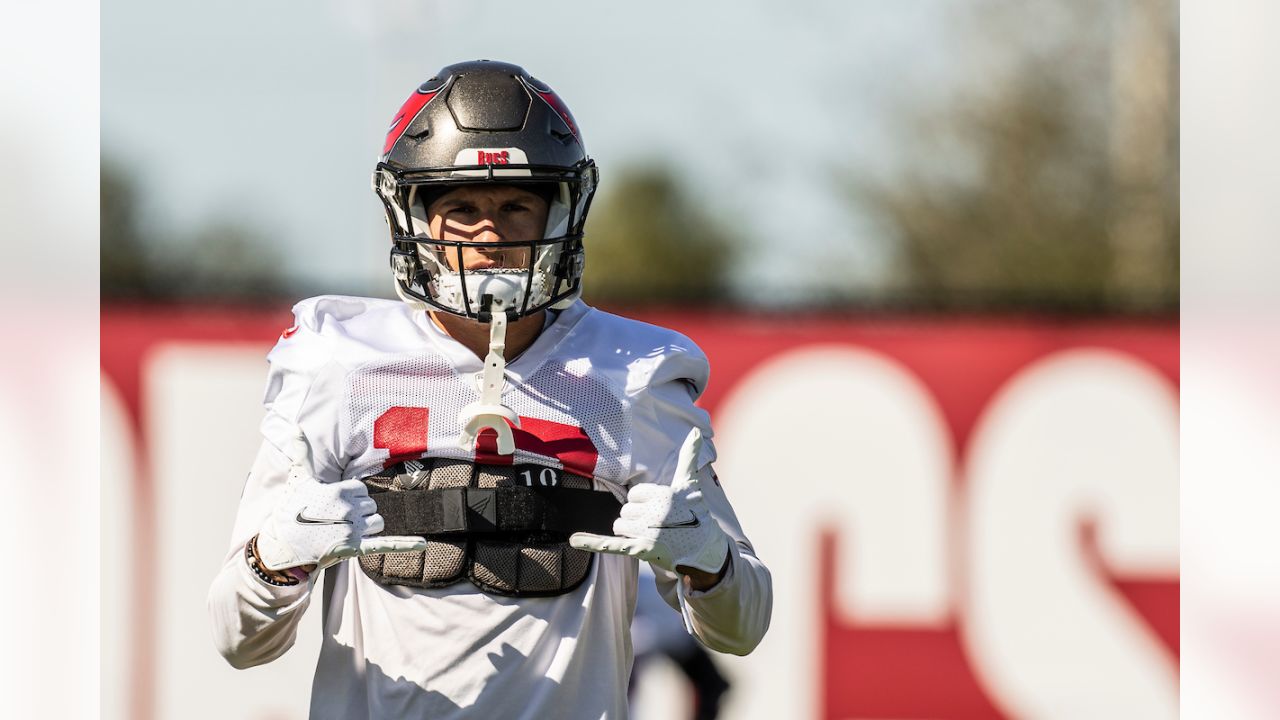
[245,534,307,586]
[680,543,732,592]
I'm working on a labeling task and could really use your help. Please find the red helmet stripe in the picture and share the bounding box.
[382,90,440,156]
[534,90,579,140]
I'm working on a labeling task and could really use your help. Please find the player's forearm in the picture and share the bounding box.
[207,543,312,669]
[682,542,773,656]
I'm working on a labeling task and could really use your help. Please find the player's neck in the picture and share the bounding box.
[429,310,547,361]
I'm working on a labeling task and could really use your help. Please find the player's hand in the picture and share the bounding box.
[255,431,428,572]
[570,428,729,581]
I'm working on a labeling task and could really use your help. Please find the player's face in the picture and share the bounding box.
[424,185,550,271]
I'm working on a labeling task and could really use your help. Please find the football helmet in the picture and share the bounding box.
[372,60,599,320]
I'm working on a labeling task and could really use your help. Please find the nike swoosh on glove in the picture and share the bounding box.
[570,428,729,576]
[255,431,428,572]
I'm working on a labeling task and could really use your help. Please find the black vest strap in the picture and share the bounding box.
[359,458,615,597]
[374,485,622,538]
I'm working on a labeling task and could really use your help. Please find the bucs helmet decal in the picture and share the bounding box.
[530,85,580,141]
[382,88,442,156]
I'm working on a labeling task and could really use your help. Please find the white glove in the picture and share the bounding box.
[570,428,729,576]
[255,432,428,572]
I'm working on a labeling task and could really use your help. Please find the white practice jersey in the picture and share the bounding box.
[208,296,772,720]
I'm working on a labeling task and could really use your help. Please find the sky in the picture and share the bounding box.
[103,1,964,302]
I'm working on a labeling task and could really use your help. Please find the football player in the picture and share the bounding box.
[208,59,772,719]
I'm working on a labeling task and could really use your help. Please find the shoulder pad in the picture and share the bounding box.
[572,308,709,397]
[269,295,423,370]
[266,296,354,376]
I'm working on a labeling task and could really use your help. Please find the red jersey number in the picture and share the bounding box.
[372,406,598,477]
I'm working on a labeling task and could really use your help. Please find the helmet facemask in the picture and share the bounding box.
[377,166,593,322]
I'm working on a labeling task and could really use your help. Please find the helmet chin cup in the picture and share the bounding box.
[433,268,548,318]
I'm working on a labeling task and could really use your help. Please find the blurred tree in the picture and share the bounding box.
[581,166,733,307]
[101,158,157,298]
[173,220,290,301]
[101,157,286,302]
[856,0,1177,313]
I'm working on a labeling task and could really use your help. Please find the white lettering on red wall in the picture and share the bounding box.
[101,308,1178,720]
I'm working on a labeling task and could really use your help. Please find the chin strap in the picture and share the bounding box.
[457,311,521,455]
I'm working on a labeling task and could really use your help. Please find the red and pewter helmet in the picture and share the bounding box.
[372,59,599,320]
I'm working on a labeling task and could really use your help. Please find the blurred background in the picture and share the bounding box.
[100,1,1180,718]
[102,0,1177,314]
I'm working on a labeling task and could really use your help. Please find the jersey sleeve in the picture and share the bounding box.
[627,337,773,656]
[208,441,314,669]
[626,336,716,486]
[208,297,353,668]
[259,297,351,482]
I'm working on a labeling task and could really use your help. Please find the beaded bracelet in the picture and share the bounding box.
[245,535,301,587]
